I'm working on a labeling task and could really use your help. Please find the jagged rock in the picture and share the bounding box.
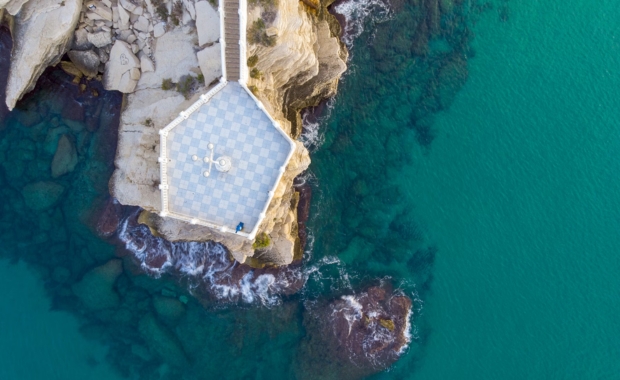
[72,259,123,310]
[133,15,149,32]
[182,8,191,25]
[182,0,195,19]
[153,22,165,37]
[67,50,100,77]
[143,0,153,14]
[130,67,141,80]
[197,43,221,85]
[86,0,112,21]
[140,55,155,72]
[130,5,142,15]
[0,0,30,15]
[96,47,110,63]
[21,181,65,211]
[87,30,113,48]
[118,0,135,12]
[5,0,81,110]
[194,1,219,46]
[72,28,93,50]
[103,40,140,93]
[117,2,130,28]
[51,135,78,178]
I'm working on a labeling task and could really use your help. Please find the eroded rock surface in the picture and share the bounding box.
[5,0,82,110]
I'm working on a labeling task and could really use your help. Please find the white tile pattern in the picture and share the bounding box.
[166,83,291,230]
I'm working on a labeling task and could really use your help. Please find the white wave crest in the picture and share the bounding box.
[332,0,392,47]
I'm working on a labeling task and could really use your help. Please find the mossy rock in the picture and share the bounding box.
[379,318,395,331]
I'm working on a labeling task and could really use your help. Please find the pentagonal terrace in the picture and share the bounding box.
[158,82,294,239]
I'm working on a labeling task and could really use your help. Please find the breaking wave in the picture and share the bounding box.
[332,0,392,47]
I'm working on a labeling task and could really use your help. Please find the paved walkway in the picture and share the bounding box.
[224,0,241,81]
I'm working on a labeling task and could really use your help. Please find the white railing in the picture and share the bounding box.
[238,0,248,82]
[238,83,297,241]
[219,0,227,80]
[157,0,296,241]
[158,79,228,222]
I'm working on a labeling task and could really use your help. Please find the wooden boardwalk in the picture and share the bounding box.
[223,0,240,81]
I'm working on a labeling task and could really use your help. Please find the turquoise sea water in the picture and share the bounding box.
[1,0,620,378]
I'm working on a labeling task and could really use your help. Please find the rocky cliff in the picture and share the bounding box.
[2,0,347,267]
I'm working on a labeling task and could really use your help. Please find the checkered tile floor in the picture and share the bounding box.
[166,82,292,230]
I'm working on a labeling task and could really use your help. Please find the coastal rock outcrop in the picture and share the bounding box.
[297,286,413,379]
[5,0,81,110]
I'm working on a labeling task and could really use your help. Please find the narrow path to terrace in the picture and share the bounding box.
[224,0,241,81]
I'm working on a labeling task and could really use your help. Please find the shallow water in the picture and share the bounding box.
[1,0,620,377]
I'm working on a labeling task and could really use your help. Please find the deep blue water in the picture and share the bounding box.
[1,0,620,378]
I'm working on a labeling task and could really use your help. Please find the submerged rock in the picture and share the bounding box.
[138,313,189,368]
[51,134,78,178]
[5,0,82,110]
[21,181,65,211]
[72,259,123,310]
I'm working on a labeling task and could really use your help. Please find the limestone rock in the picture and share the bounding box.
[182,0,195,19]
[117,2,130,28]
[51,135,78,178]
[22,181,65,211]
[153,22,165,38]
[194,1,219,46]
[0,0,30,15]
[133,15,149,33]
[104,40,140,92]
[87,30,113,48]
[197,43,221,85]
[140,55,155,72]
[72,259,123,310]
[118,0,135,12]
[67,49,100,77]
[136,28,199,89]
[5,0,81,110]
[86,1,112,21]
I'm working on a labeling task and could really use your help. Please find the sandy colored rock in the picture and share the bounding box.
[5,0,81,110]
[194,1,219,46]
[103,40,140,92]
[196,43,221,85]
[51,134,78,177]
[67,49,100,77]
